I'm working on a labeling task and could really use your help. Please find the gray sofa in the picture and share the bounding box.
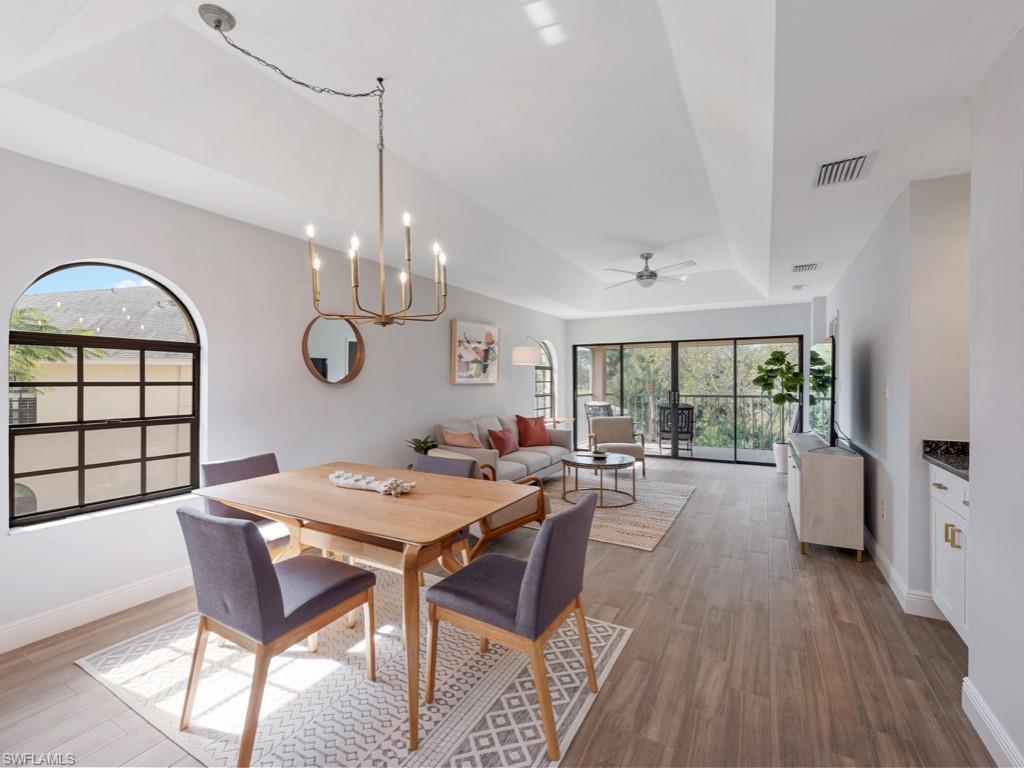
[430,415,572,481]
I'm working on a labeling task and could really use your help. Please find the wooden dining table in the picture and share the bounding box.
[193,460,538,750]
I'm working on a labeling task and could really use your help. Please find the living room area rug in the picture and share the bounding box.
[534,479,696,551]
[77,569,632,768]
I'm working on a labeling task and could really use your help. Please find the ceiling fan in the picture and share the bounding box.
[604,253,697,290]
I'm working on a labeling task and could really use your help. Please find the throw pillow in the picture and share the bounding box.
[488,428,519,457]
[516,415,550,447]
[442,429,483,449]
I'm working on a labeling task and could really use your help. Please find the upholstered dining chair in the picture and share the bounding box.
[411,454,476,567]
[176,507,376,768]
[589,415,647,476]
[424,493,599,761]
[426,449,547,560]
[201,453,294,560]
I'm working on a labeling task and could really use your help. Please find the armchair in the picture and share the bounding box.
[589,415,647,477]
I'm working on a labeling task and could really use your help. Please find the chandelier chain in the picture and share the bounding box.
[212,22,385,109]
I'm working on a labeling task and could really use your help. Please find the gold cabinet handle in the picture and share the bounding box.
[949,527,963,549]
[943,522,955,543]
[932,482,948,491]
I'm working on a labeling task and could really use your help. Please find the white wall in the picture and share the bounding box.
[826,175,970,609]
[827,190,912,587]
[0,149,567,650]
[567,302,810,347]
[964,27,1024,765]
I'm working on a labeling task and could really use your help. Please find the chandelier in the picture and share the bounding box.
[200,4,448,326]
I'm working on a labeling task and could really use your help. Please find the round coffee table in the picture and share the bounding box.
[561,452,636,508]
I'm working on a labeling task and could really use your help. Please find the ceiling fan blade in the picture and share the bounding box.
[658,259,698,272]
[605,277,637,290]
[658,274,690,284]
[603,268,638,275]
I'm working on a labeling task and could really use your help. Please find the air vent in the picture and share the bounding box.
[815,155,868,187]
[792,263,819,273]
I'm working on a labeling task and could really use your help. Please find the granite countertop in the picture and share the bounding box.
[922,440,969,481]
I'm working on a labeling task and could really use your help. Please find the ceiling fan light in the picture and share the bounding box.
[637,275,657,288]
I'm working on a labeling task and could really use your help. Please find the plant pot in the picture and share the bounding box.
[773,442,789,474]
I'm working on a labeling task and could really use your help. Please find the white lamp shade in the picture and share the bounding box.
[512,345,544,366]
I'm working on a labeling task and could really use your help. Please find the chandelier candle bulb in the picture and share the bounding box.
[402,213,413,310]
[307,235,321,303]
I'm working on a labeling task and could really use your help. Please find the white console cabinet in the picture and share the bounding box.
[929,464,969,643]
[786,432,864,559]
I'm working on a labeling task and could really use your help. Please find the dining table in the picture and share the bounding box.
[193,460,539,750]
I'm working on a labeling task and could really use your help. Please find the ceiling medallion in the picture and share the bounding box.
[201,5,448,326]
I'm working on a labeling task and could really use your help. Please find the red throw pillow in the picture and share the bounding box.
[488,428,519,457]
[516,415,550,447]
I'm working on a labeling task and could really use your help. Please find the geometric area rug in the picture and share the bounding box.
[531,479,697,552]
[77,568,632,767]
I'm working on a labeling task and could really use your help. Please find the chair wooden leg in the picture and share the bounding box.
[364,589,376,682]
[180,616,209,731]
[529,643,560,761]
[458,538,471,566]
[480,637,489,653]
[574,597,598,693]
[425,603,439,704]
[308,632,318,653]
[418,570,426,588]
[237,647,272,768]
[346,609,358,629]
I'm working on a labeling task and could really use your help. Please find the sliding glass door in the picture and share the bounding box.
[573,335,802,464]
[677,340,735,460]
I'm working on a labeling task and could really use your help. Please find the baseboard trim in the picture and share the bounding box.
[863,527,943,619]
[963,677,1024,767]
[0,566,193,655]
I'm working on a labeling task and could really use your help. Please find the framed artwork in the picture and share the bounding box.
[451,319,500,384]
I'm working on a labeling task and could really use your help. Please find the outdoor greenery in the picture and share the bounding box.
[577,341,802,453]
[8,308,78,388]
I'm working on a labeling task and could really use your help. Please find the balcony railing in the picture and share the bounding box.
[575,392,797,457]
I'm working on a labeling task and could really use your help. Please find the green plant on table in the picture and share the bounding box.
[406,435,439,455]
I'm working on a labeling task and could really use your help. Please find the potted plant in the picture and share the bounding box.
[752,349,802,473]
[406,435,438,456]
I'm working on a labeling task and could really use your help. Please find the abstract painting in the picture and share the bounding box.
[451,319,499,384]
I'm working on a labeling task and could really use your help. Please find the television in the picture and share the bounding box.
[809,336,836,446]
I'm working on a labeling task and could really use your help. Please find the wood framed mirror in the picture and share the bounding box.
[302,317,365,384]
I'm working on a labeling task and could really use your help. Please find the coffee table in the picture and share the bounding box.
[561,451,636,508]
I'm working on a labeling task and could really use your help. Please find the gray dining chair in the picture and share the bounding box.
[176,507,376,768]
[424,493,599,761]
[201,453,293,560]
[411,454,475,567]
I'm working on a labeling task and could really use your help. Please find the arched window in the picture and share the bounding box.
[9,263,200,526]
[534,340,556,420]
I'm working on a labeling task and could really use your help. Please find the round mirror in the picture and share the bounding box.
[302,317,365,384]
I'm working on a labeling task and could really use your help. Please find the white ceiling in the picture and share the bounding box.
[1,0,1022,318]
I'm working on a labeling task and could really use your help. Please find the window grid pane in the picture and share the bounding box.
[9,331,199,526]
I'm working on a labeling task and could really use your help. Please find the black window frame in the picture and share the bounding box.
[8,268,200,528]
[534,363,554,419]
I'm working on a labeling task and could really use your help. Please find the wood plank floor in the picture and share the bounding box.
[0,459,992,767]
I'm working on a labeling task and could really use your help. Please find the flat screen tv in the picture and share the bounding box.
[809,336,836,446]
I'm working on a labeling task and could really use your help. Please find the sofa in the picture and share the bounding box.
[430,414,573,481]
